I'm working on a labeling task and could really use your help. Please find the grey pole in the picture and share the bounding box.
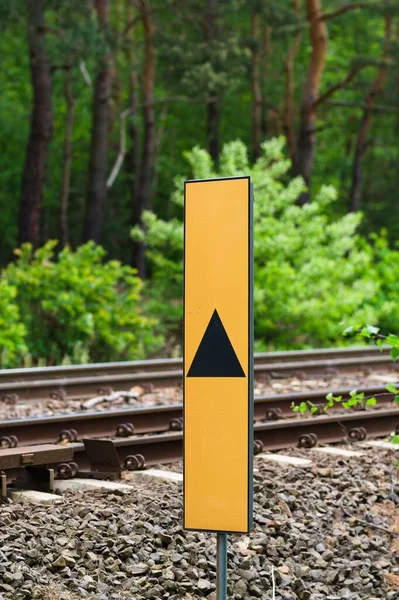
[217,533,227,600]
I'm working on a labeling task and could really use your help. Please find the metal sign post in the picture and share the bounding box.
[183,176,254,597]
[217,533,228,600]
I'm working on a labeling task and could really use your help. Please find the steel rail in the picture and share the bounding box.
[67,406,399,470]
[1,405,399,488]
[0,346,390,382]
[0,385,396,448]
[0,355,397,403]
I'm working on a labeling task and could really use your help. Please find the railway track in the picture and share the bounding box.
[0,345,398,495]
[57,404,399,473]
[1,403,398,491]
[0,345,390,381]
[0,384,396,448]
[0,382,398,486]
[0,346,395,403]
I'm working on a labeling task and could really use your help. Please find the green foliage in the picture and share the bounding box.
[1,1,398,264]
[1,241,161,365]
[134,138,382,351]
[293,328,399,415]
[370,234,399,335]
[133,211,184,352]
[291,401,319,415]
[159,1,248,103]
[291,389,378,415]
[344,325,399,362]
[0,280,27,368]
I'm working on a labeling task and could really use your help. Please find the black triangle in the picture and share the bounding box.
[187,309,245,377]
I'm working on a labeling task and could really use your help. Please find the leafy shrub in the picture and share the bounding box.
[134,138,382,350]
[370,232,399,334]
[1,241,161,365]
[292,327,399,423]
[134,211,184,353]
[0,280,27,367]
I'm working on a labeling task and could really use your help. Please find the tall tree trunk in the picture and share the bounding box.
[128,69,140,222]
[60,68,75,247]
[250,11,262,159]
[260,24,271,138]
[205,0,220,162]
[135,0,156,278]
[19,0,53,247]
[151,104,167,199]
[206,99,220,163]
[293,0,327,203]
[84,0,114,243]
[124,0,141,265]
[283,0,302,162]
[349,14,392,212]
[128,68,141,267]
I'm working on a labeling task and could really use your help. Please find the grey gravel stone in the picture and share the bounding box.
[0,445,397,599]
[198,577,212,590]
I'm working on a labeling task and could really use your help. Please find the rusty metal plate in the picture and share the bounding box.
[83,438,121,478]
[0,444,73,471]
[20,453,34,465]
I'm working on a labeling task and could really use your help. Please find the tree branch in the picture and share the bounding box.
[107,96,189,188]
[321,2,373,21]
[327,99,399,114]
[122,14,141,38]
[40,25,66,39]
[107,109,131,189]
[79,61,92,86]
[312,62,375,108]
[342,507,399,537]
[127,0,187,31]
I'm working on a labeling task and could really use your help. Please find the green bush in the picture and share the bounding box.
[134,138,383,350]
[371,232,399,334]
[1,241,161,365]
[0,280,27,367]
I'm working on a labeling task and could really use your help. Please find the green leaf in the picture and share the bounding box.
[365,397,377,406]
[390,347,399,361]
[347,398,358,407]
[325,392,342,410]
[386,334,399,346]
[386,383,399,394]
[365,325,380,336]
[299,402,308,413]
[343,326,355,336]
[349,389,358,398]
[395,395,399,403]
[310,405,318,414]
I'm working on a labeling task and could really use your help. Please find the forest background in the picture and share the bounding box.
[0,0,398,367]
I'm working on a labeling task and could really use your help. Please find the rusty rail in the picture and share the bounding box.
[0,384,396,449]
[0,353,396,403]
[1,402,398,492]
[63,406,399,473]
[0,346,389,383]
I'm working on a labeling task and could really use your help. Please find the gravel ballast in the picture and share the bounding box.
[0,445,398,599]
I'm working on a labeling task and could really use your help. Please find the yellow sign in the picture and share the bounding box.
[184,176,253,533]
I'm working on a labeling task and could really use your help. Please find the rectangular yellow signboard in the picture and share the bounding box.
[184,176,253,533]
